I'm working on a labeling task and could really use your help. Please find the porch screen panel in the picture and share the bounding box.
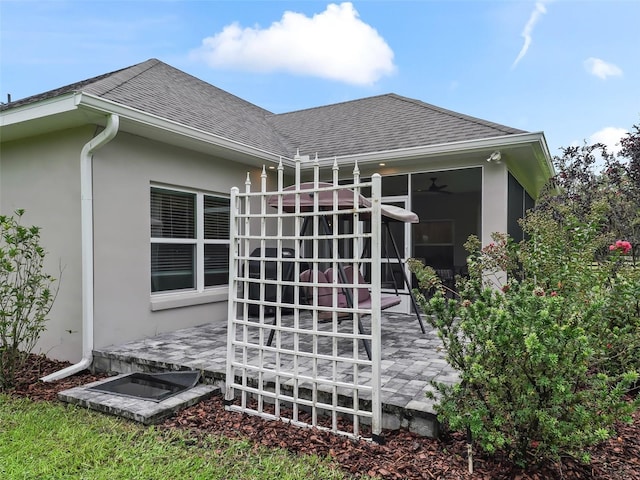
[508,173,531,242]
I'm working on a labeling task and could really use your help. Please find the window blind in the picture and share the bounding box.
[150,188,195,239]
[204,196,230,240]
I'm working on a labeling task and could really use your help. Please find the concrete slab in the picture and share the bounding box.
[58,375,219,425]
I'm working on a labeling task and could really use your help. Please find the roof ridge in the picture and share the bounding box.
[387,93,524,134]
[141,59,274,116]
[86,58,161,97]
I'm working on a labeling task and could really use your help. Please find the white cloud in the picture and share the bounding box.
[589,126,628,155]
[584,57,623,79]
[512,1,549,68]
[190,2,395,86]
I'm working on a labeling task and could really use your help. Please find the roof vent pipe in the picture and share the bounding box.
[41,113,120,382]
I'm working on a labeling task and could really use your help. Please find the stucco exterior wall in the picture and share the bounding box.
[0,127,92,361]
[0,122,523,363]
[91,132,262,351]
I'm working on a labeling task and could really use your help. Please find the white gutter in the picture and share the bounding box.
[307,131,550,168]
[41,114,120,382]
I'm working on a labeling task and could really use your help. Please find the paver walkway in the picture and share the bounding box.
[93,311,459,435]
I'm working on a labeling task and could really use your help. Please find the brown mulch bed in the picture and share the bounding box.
[4,354,640,480]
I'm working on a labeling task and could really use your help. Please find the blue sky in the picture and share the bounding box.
[1,0,638,158]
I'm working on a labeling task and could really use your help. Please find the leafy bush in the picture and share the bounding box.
[410,229,638,466]
[0,210,57,389]
[412,210,637,462]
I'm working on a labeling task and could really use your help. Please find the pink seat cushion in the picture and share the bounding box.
[325,266,400,310]
[299,270,347,308]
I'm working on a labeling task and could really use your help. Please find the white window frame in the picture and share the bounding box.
[150,184,230,309]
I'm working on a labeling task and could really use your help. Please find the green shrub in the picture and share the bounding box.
[0,210,57,389]
[409,227,638,466]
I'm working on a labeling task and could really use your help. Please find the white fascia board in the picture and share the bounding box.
[0,94,78,127]
[532,131,555,177]
[310,131,551,168]
[76,93,288,164]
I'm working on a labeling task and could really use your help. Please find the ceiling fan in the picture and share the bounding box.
[427,177,452,194]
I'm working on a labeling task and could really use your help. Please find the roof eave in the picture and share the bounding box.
[2,91,554,198]
[0,93,78,128]
[76,93,289,166]
[306,131,554,199]
[308,131,547,165]
[0,92,290,167]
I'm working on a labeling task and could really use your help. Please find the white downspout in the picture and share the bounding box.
[41,114,120,382]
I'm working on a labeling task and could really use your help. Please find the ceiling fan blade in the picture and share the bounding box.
[427,177,451,193]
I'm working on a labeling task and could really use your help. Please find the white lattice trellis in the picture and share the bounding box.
[225,154,383,442]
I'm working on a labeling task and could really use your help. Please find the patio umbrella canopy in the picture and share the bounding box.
[267,182,419,224]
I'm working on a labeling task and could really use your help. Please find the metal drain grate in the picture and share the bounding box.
[88,371,200,402]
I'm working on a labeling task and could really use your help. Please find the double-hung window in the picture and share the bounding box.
[150,186,230,293]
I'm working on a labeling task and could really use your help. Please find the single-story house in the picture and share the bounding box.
[0,58,553,372]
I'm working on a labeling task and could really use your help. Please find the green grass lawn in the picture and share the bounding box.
[0,395,353,480]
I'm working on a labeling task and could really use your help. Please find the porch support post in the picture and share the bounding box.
[481,163,508,284]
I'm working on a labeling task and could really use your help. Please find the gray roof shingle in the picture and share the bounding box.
[269,94,526,158]
[2,59,527,158]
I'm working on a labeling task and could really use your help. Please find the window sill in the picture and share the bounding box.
[150,287,229,311]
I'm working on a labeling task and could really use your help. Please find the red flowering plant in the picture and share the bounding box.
[609,239,633,255]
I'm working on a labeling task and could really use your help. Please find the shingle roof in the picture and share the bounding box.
[269,94,526,158]
[2,59,527,158]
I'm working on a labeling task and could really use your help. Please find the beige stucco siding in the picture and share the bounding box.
[91,132,261,351]
[0,127,91,361]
